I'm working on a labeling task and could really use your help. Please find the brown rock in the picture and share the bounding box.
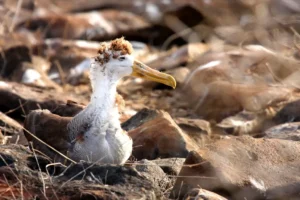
[182,45,300,121]
[216,110,276,136]
[147,43,210,71]
[32,39,100,78]
[24,109,72,162]
[17,10,149,40]
[0,42,31,78]
[171,136,300,200]
[183,188,228,200]
[124,109,200,160]
[0,81,84,120]
[175,117,211,136]
[35,0,193,22]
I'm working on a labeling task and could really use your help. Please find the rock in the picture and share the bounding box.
[171,136,300,200]
[189,81,294,122]
[0,42,31,78]
[273,99,300,124]
[147,43,210,71]
[175,117,211,136]
[133,159,186,198]
[122,108,159,131]
[183,188,228,200]
[0,81,85,120]
[0,144,160,199]
[57,162,160,199]
[5,55,62,90]
[34,0,193,23]
[216,110,276,136]
[264,122,300,141]
[17,10,150,40]
[182,45,300,121]
[134,159,170,190]
[152,158,185,175]
[32,39,101,81]
[124,109,200,160]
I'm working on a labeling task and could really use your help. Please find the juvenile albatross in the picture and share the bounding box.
[24,38,176,164]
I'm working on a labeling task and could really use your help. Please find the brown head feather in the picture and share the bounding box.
[95,37,133,65]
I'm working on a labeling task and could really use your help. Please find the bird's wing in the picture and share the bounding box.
[67,109,92,142]
[24,109,72,161]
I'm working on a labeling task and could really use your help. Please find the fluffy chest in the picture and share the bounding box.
[69,124,133,164]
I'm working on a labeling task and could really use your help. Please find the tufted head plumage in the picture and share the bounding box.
[90,37,176,89]
[95,37,133,65]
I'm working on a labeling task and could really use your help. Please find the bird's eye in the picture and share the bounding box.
[118,56,126,61]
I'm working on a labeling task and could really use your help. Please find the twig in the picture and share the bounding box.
[54,60,66,86]
[0,155,21,183]
[22,127,77,164]
[19,181,23,200]
[9,0,23,32]
[104,170,108,185]
[18,99,27,117]
[30,142,47,198]
[2,175,17,200]
[126,161,207,168]
[0,155,33,199]
[0,46,7,76]
[166,175,216,179]
[0,181,19,199]
[59,155,108,190]
[4,101,28,115]
[46,163,66,181]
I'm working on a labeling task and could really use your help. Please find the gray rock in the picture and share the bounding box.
[152,158,185,175]
[0,144,160,200]
[264,122,300,141]
[134,159,170,189]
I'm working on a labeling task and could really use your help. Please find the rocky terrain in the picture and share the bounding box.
[1,0,300,199]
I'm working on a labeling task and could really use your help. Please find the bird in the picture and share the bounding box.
[24,37,176,165]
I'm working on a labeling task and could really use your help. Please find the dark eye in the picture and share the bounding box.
[118,56,126,61]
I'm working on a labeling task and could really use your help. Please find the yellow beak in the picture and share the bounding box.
[131,60,176,89]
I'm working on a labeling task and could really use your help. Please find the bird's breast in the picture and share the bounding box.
[69,127,132,164]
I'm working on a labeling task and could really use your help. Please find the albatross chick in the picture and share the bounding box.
[24,37,176,164]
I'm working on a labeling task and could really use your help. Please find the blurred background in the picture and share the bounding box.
[1,0,300,199]
[1,0,300,145]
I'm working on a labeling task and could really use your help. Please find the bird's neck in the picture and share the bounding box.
[88,74,120,129]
